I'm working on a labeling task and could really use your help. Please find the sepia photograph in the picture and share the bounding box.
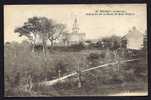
[4,4,148,96]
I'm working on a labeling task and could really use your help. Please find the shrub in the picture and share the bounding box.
[69,42,85,51]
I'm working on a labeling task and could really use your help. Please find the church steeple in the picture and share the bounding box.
[72,18,79,33]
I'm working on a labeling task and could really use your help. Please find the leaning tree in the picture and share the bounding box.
[15,16,42,53]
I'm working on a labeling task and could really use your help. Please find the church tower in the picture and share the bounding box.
[72,18,79,33]
[67,18,85,45]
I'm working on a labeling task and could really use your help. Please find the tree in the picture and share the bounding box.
[121,39,127,48]
[101,35,121,50]
[37,17,54,56]
[110,35,121,50]
[15,16,66,55]
[62,32,70,46]
[15,16,42,53]
[48,23,66,48]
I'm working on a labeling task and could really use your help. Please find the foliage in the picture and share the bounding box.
[4,41,147,96]
[15,16,66,53]
[87,35,123,50]
[48,23,66,47]
[69,42,85,51]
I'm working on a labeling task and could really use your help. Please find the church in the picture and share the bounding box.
[67,18,86,45]
[58,18,86,46]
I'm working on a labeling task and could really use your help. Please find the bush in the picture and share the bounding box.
[69,42,85,51]
[4,41,148,96]
[54,60,68,76]
[86,53,101,67]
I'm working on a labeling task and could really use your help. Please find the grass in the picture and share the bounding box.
[4,43,148,96]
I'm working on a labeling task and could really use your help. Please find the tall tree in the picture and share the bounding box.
[15,16,41,52]
[48,23,66,48]
[62,32,70,46]
[15,16,66,55]
[37,17,54,56]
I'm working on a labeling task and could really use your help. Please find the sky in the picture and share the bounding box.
[4,4,147,43]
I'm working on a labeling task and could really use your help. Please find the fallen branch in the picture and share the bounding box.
[40,58,141,86]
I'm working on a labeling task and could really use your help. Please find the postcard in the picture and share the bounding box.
[4,4,147,96]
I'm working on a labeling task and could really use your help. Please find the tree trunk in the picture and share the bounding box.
[77,64,82,88]
[42,36,47,57]
[78,73,82,88]
[32,39,36,53]
[32,33,37,53]
[50,40,54,48]
[42,35,47,80]
[42,44,46,57]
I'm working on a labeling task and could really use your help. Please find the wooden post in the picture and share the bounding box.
[117,59,120,72]
[117,50,120,72]
[58,69,61,78]
[78,72,82,88]
[114,49,120,72]
[77,64,82,88]
[27,74,33,92]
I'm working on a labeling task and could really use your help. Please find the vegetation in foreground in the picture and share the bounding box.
[4,41,147,96]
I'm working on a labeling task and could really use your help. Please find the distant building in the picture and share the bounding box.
[67,18,86,45]
[122,27,144,50]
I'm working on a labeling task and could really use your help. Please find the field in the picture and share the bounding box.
[4,42,148,96]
